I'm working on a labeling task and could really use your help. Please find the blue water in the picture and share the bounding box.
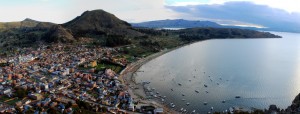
[135,32,300,113]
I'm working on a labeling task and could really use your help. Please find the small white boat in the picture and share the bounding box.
[163,96,166,98]
[192,110,196,113]
[211,107,214,110]
[182,99,186,101]
[171,104,175,108]
[186,102,190,105]
[180,108,183,112]
[183,109,187,112]
[204,102,208,105]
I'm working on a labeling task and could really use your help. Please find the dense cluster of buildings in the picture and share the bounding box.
[0,44,162,114]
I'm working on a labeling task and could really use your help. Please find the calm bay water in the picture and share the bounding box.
[135,32,300,113]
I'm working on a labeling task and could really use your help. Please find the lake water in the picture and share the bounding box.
[135,32,300,113]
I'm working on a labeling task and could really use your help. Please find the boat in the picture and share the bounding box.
[235,96,241,98]
[156,92,159,94]
[183,109,187,112]
[186,102,190,105]
[192,110,196,113]
[178,83,182,86]
[205,91,209,93]
[204,84,208,87]
[180,108,183,112]
[195,90,199,93]
[203,102,208,105]
[222,100,226,103]
[229,107,234,113]
[161,99,165,102]
[171,89,173,91]
[211,107,214,110]
[163,96,166,98]
[182,99,185,101]
[171,104,175,108]
[182,94,185,96]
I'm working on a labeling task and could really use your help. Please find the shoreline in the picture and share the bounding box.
[119,41,200,113]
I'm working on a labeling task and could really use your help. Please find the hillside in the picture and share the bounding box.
[177,28,281,40]
[0,18,39,30]
[63,9,142,37]
[131,19,222,28]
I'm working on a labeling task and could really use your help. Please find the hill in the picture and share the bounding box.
[177,28,281,40]
[0,18,40,30]
[63,9,142,37]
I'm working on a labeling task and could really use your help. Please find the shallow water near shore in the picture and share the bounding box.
[135,32,300,113]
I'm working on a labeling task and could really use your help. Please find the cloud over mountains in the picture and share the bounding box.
[167,1,300,32]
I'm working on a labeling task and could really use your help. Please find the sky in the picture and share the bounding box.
[0,0,299,29]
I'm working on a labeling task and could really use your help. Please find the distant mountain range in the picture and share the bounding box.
[131,19,222,28]
[131,19,300,33]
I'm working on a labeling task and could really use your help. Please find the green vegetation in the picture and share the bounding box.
[0,96,20,106]
[6,98,20,105]
[15,88,29,98]
[0,62,8,67]
[106,35,131,47]
[95,61,124,73]
[0,95,11,102]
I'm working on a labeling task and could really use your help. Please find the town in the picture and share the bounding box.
[0,44,163,114]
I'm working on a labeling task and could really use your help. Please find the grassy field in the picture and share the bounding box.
[95,62,124,73]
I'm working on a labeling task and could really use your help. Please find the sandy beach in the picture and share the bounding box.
[119,42,199,114]
[120,49,177,114]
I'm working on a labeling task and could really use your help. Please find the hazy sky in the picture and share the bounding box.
[0,0,299,27]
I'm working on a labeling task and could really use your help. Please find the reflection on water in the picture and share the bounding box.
[135,32,300,113]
